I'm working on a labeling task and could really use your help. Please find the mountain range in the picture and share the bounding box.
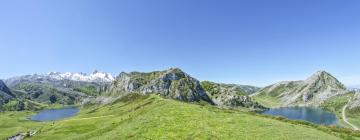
[1,68,358,112]
[0,68,267,111]
[2,68,360,140]
[0,71,113,111]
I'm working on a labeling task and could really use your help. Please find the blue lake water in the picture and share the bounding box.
[31,107,79,121]
[261,107,338,125]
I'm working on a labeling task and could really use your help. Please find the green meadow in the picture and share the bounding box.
[1,94,359,140]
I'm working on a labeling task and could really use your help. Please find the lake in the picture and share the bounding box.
[31,107,79,121]
[261,107,338,125]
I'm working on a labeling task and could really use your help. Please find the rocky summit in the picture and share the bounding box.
[253,71,347,107]
[109,68,214,104]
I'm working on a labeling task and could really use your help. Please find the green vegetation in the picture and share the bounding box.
[1,99,47,111]
[2,94,360,139]
[2,100,24,111]
[349,116,360,129]
[320,92,360,129]
[111,68,214,104]
[201,81,246,98]
[126,70,164,85]
[201,81,265,109]
[321,92,354,114]
[7,94,355,140]
[251,82,302,108]
[74,86,100,96]
[253,93,282,108]
[344,94,360,129]
[0,111,48,139]
[13,82,82,105]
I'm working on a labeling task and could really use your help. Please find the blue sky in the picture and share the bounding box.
[1,0,360,87]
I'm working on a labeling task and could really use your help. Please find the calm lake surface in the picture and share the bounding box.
[261,107,338,125]
[31,107,79,121]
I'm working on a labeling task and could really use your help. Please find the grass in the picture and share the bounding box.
[74,86,100,96]
[201,81,247,97]
[321,92,359,128]
[22,94,358,140]
[0,103,77,139]
[1,94,359,140]
[347,98,360,130]
[349,116,360,129]
[321,93,352,113]
[0,111,48,139]
[253,94,282,108]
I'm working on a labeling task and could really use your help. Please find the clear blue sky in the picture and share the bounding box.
[1,0,360,87]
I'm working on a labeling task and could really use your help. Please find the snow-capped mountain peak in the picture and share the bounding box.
[48,71,114,83]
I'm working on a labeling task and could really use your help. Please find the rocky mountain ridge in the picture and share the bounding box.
[109,68,214,104]
[48,70,114,83]
[201,81,264,109]
[3,71,113,107]
[253,71,348,107]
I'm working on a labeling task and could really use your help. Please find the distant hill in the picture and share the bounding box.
[238,85,261,95]
[108,68,214,104]
[253,71,347,107]
[201,81,264,109]
[4,71,112,106]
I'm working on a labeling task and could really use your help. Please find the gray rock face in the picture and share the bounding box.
[254,71,347,106]
[110,68,214,104]
[348,90,360,113]
[201,81,265,109]
[349,91,360,110]
[0,80,15,105]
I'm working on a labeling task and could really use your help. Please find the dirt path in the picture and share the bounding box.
[342,99,359,131]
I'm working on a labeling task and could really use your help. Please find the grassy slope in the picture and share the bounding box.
[346,92,360,129]
[320,92,360,130]
[349,116,360,129]
[253,94,282,108]
[0,102,78,139]
[0,111,48,139]
[321,92,355,128]
[21,94,356,140]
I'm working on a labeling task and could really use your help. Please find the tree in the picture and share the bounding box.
[50,95,57,104]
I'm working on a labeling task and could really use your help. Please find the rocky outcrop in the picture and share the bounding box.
[348,91,360,111]
[109,68,214,104]
[253,71,347,107]
[0,80,15,105]
[201,81,265,109]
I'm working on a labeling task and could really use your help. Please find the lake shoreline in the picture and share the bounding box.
[260,106,338,125]
[30,107,80,122]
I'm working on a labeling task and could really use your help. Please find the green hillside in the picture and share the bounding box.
[0,94,357,140]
